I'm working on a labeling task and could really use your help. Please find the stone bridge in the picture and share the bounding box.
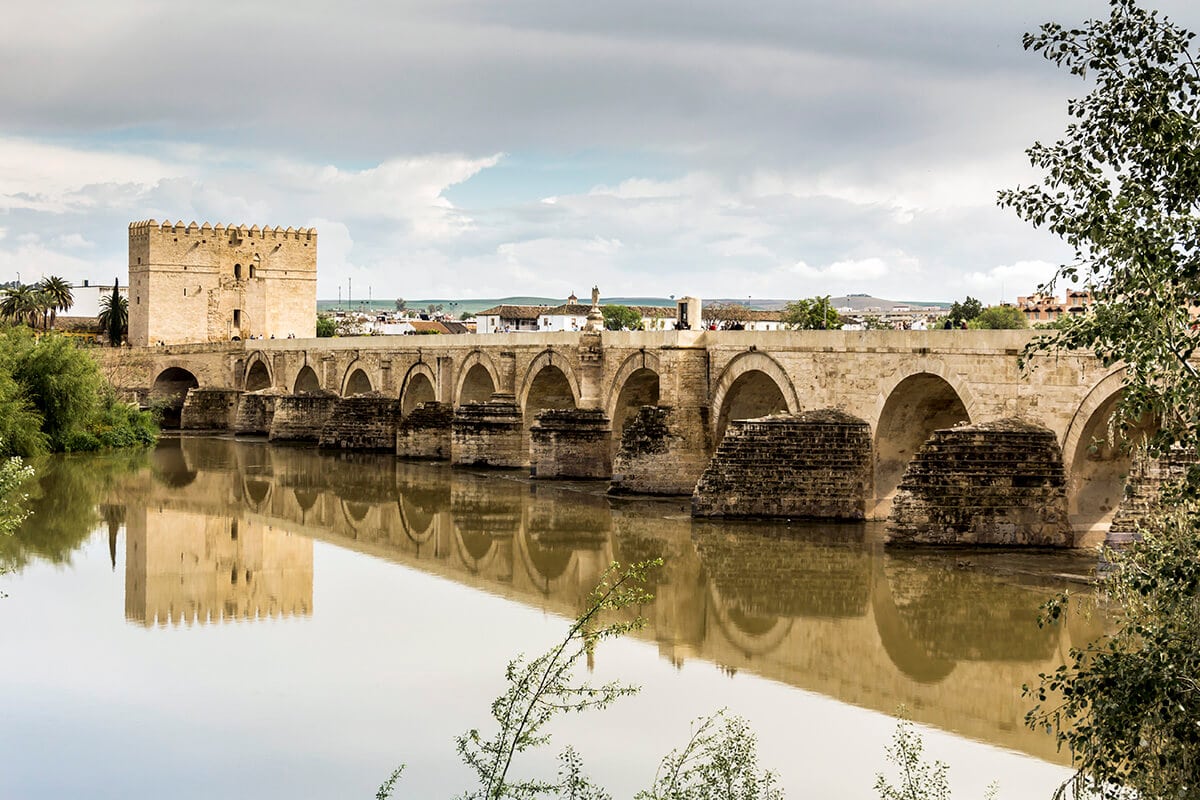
[99,329,1137,544]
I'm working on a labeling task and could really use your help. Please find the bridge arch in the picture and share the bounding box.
[1061,369,1154,532]
[152,365,200,428]
[243,354,272,392]
[455,351,500,405]
[519,350,580,424]
[606,351,662,455]
[342,361,374,396]
[711,352,799,443]
[873,370,972,511]
[293,364,322,394]
[399,363,438,415]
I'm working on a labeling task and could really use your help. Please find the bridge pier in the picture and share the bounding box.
[1107,446,1197,544]
[235,390,283,435]
[397,401,453,460]
[886,418,1072,547]
[692,410,873,519]
[451,395,526,468]
[180,388,241,430]
[318,394,399,451]
[530,409,612,479]
[609,405,712,495]
[269,394,340,443]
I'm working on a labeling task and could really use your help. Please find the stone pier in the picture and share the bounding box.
[268,394,340,443]
[397,401,454,460]
[318,394,399,451]
[451,395,526,468]
[1107,446,1197,544]
[609,406,712,495]
[887,419,1072,547]
[234,390,283,435]
[180,388,242,430]
[530,408,612,479]
[692,410,873,519]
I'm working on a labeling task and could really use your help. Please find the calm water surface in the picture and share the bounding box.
[0,437,1103,799]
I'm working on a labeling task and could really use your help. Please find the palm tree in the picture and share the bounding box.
[38,276,73,330]
[98,279,127,346]
[0,284,41,328]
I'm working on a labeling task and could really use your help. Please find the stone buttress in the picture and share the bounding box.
[530,409,612,479]
[397,401,454,460]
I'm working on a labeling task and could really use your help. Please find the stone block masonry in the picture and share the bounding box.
[1107,445,1198,544]
[268,394,339,443]
[610,406,712,496]
[692,409,873,519]
[318,394,398,451]
[234,390,282,435]
[180,389,242,430]
[530,409,612,479]
[397,401,454,460]
[451,395,526,468]
[887,418,1072,547]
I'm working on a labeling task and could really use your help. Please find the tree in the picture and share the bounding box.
[968,305,1027,330]
[781,296,841,330]
[601,304,643,331]
[38,276,73,330]
[998,2,1200,796]
[315,315,336,337]
[98,280,127,347]
[947,297,982,327]
[395,298,407,312]
[703,302,752,330]
[0,285,41,329]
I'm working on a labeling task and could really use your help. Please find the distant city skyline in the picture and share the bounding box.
[3,1,1197,303]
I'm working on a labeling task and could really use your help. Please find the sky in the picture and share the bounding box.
[2,0,1198,304]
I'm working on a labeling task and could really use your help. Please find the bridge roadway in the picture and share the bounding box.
[101,329,1130,538]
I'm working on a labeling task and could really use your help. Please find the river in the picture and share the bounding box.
[0,436,1101,799]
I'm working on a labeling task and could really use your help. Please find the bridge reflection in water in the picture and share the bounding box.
[119,436,1104,764]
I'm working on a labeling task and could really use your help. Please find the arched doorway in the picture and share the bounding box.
[344,368,373,396]
[715,370,789,443]
[1067,389,1154,533]
[245,360,271,392]
[401,371,437,416]
[523,364,578,425]
[874,373,969,513]
[459,362,496,405]
[609,366,660,458]
[293,365,321,394]
[152,367,199,428]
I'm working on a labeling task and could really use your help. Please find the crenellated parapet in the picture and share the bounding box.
[129,219,317,240]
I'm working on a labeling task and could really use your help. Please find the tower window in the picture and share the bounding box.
[233,309,242,327]
[234,264,243,280]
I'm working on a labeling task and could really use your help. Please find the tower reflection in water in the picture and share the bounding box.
[122,436,1104,763]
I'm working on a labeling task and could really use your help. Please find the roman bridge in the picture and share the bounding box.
[100,329,1137,545]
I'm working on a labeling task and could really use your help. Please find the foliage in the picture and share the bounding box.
[98,280,127,346]
[637,711,782,800]
[781,296,840,330]
[998,0,1200,456]
[316,315,337,337]
[874,718,997,800]
[1000,2,1200,797]
[0,327,156,457]
[967,306,1027,330]
[602,305,643,331]
[395,298,407,312]
[0,452,33,539]
[947,297,983,327]
[0,284,46,329]
[450,560,656,799]
[38,276,73,330]
[1026,502,1200,799]
[704,303,752,330]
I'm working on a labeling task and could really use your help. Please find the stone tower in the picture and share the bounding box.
[127,220,317,346]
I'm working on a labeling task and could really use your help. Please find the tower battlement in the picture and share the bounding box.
[129,219,318,241]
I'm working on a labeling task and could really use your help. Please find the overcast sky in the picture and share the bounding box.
[3,0,1197,303]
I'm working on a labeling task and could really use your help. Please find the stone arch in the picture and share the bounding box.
[342,362,374,396]
[455,351,500,405]
[606,351,662,456]
[519,350,581,424]
[398,492,436,544]
[873,371,972,513]
[1061,369,1154,532]
[871,572,957,684]
[293,364,321,394]
[244,355,272,392]
[151,366,200,428]
[400,363,438,416]
[453,528,502,573]
[706,584,795,659]
[243,477,272,511]
[516,531,576,592]
[710,352,799,443]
